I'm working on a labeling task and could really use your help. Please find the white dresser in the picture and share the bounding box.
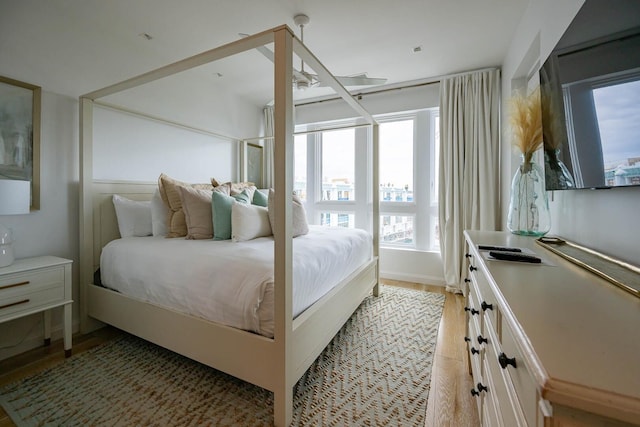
[464,230,640,426]
[0,256,73,357]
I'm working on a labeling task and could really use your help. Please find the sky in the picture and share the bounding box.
[593,79,640,166]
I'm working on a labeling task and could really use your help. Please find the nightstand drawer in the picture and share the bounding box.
[0,268,65,299]
[0,256,73,357]
[0,285,65,319]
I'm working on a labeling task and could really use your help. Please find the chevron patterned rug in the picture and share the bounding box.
[0,285,445,426]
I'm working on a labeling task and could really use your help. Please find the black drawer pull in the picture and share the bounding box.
[498,352,517,369]
[0,280,30,291]
[464,278,471,283]
[481,301,493,311]
[469,265,477,272]
[0,299,30,310]
[470,388,480,397]
[465,253,472,259]
[464,336,471,343]
[477,382,488,393]
[477,335,488,345]
[463,307,479,315]
[471,347,480,355]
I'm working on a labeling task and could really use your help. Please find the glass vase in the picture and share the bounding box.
[507,159,551,236]
[544,149,575,190]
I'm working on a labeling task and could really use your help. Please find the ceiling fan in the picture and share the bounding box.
[240,14,387,91]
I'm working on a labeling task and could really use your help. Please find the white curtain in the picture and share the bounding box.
[263,106,275,189]
[438,69,501,293]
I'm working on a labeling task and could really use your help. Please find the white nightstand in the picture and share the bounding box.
[0,256,73,357]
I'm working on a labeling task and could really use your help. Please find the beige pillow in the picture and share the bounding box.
[231,185,256,203]
[267,189,309,238]
[177,186,214,240]
[158,173,214,238]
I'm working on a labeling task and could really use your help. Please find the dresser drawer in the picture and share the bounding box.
[501,315,538,426]
[0,268,65,298]
[482,356,503,427]
[485,316,527,427]
[468,261,499,327]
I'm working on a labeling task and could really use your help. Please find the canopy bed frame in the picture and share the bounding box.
[79,25,380,426]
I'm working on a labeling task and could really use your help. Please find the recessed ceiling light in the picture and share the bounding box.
[139,33,153,41]
[413,46,423,53]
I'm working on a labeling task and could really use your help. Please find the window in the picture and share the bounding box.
[320,212,355,228]
[294,134,307,199]
[295,108,440,252]
[380,215,414,245]
[379,120,414,203]
[321,128,355,201]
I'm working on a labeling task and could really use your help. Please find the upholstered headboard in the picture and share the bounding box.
[92,180,158,271]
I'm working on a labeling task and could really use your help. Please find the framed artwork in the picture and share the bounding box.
[247,143,263,188]
[0,76,41,209]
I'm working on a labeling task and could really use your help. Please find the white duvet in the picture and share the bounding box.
[100,225,372,337]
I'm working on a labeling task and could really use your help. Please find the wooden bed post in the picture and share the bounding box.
[272,26,295,427]
[372,123,380,297]
[79,97,102,333]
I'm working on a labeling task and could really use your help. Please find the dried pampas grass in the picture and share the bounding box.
[510,87,542,164]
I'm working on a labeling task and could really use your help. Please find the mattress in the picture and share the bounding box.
[99,225,372,337]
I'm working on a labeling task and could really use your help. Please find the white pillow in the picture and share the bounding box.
[150,189,168,236]
[267,189,309,238]
[112,194,152,238]
[231,202,272,242]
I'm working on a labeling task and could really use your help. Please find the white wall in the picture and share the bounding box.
[502,0,640,266]
[93,106,237,183]
[295,83,445,286]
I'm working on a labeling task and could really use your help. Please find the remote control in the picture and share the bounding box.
[489,250,541,263]
[478,245,522,252]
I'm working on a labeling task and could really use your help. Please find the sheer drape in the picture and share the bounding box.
[438,69,501,293]
[263,106,275,189]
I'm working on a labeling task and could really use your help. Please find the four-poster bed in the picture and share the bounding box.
[79,25,380,426]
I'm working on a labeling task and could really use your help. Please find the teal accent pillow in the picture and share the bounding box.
[252,189,268,207]
[212,190,251,240]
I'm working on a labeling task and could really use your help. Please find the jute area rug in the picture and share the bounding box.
[0,285,445,426]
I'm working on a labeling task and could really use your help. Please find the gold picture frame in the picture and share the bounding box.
[0,75,41,210]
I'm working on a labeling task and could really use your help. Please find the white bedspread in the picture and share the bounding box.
[100,225,372,337]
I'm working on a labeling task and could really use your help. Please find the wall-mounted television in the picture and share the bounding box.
[539,0,640,190]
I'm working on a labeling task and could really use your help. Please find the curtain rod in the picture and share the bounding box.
[294,66,499,107]
[242,122,373,143]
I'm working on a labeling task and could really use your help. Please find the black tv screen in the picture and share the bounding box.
[539,0,640,190]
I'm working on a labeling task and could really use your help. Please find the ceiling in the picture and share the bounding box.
[1,0,530,108]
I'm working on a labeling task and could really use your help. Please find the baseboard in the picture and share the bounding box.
[379,270,446,287]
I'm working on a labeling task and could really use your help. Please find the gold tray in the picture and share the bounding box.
[536,236,640,298]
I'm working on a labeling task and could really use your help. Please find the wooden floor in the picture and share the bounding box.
[0,279,479,427]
